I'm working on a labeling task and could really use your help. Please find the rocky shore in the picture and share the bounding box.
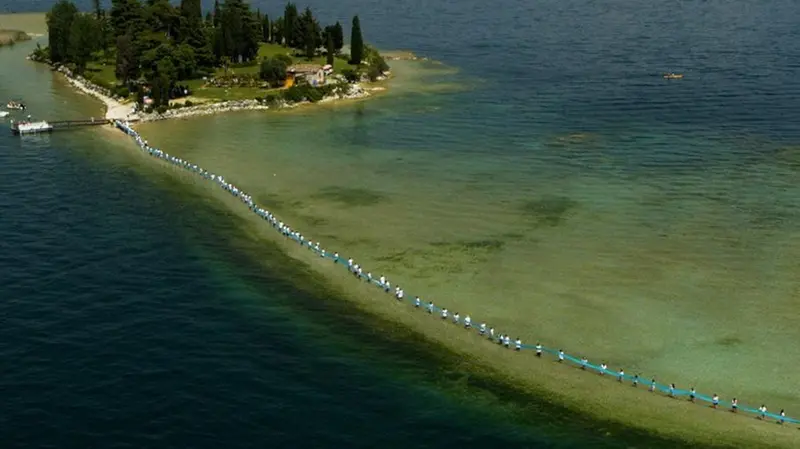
[50,64,372,123]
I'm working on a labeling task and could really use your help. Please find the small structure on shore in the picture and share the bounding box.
[286,64,326,87]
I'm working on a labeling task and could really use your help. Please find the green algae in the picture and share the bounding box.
[312,186,387,207]
[520,195,579,227]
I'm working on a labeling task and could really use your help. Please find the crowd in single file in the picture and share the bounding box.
[113,119,798,427]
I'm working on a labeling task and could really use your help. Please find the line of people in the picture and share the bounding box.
[112,119,797,428]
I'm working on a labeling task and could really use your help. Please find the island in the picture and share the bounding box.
[33,0,392,120]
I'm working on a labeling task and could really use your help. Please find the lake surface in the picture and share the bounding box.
[2,0,800,447]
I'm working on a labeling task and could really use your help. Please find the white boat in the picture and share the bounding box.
[6,101,26,110]
[0,111,9,118]
[10,120,53,135]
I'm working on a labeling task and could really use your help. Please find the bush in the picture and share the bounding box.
[263,92,282,105]
[281,84,329,104]
[282,85,306,103]
[259,57,288,87]
[184,100,193,107]
[340,68,360,83]
[156,105,168,114]
[274,54,293,66]
[366,65,383,81]
[114,85,130,98]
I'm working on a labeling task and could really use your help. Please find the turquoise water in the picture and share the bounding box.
[3,0,800,446]
[0,35,693,449]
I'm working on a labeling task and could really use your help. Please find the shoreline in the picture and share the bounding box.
[48,62,378,123]
[108,119,800,448]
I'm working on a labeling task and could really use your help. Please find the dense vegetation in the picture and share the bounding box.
[39,0,388,108]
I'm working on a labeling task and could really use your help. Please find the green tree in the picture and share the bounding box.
[149,57,177,107]
[261,13,270,42]
[68,14,97,73]
[172,43,198,79]
[146,0,180,39]
[282,2,297,47]
[92,0,102,19]
[115,32,139,83]
[179,0,201,21]
[272,18,283,46]
[349,15,363,65]
[212,0,221,27]
[216,0,259,63]
[110,0,144,38]
[325,31,334,65]
[259,56,288,86]
[300,7,319,60]
[46,0,78,63]
[332,21,343,53]
[178,0,213,69]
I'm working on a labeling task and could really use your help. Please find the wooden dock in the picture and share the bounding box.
[49,118,110,130]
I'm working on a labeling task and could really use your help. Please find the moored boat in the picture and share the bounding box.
[10,120,53,135]
[6,100,26,110]
[0,111,9,118]
[663,72,684,79]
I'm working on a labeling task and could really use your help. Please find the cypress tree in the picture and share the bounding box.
[262,13,270,42]
[325,31,334,65]
[46,0,78,63]
[180,0,201,21]
[349,15,363,65]
[304,15,315,60]
[332,21,343,53]
[283,3,297,47]
[212,0,220,28]
[92,0,102,19]
[68,14,96,73]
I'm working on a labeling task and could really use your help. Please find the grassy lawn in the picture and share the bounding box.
[85,59,117,87]
[219,43,358,77]
[183,78,278,101]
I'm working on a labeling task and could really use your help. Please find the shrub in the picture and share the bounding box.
[114,85,130,98]
[259,57,288,87]
[274,54,293,66]
[366,65,383,81]
[184,100,193,107]
[340,68,360,83]
[263,92,282,105]
[156,105,168,114]
[282,85,306,103]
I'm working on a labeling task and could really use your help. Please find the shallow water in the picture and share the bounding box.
[131,0,800,413]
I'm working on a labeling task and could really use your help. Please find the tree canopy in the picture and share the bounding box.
[350,15,363,65]
[44,0,383,108]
